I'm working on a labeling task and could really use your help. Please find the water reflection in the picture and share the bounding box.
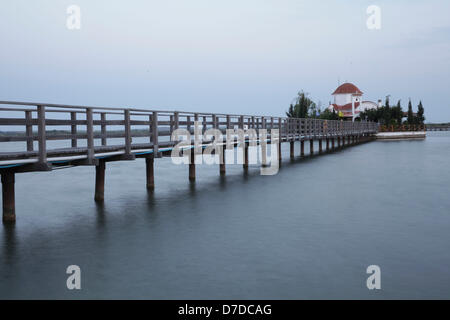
[2,223,16,265]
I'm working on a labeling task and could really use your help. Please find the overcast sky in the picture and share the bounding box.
[0,0,449,122]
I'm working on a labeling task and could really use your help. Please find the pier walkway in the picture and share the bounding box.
[0,101,378,222]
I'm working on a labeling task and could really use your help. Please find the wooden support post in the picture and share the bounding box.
[124,109,131,155]
[94,160,105,202]
[300,140,305,156]
[278,139,282,162]
[187,116,191,134]
[71,111,77,148]
[278,118,282,162]
[310,139,314,155]
[101,113,107,146]
[86,108,94,162]
[332,138,335,149]
[290,141,294,159]
[37,105,47,164]
[326,138,330,151]
[2,172,15,223]
[319,139,323,153]
[337,137,341,148]
[220,145,226,176]
[152,112,159,156]
[189,148,196,181]
[243,142,249,170]
[144,156,155,190]
[25,110,33,151]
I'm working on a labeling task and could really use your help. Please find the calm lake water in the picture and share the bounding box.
[1,132,450,299]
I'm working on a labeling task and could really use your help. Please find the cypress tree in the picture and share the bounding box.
[395,100,403,125]
[407,99,414,125]
[417,101,425,124]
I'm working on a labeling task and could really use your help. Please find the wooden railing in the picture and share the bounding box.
[379,124,426,132]
[0,101,378,166]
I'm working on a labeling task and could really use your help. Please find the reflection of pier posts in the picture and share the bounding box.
[2,172,15,223]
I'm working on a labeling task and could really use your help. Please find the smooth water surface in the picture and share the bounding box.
[1,132,450,299]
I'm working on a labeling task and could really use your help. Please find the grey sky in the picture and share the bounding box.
[0,0,449,122]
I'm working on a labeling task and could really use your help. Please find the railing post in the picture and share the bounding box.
[278,117,282,162]
[37,105,47,163]
[148,114,152,144]
[187,115,191,133]
[124,109,131,155]
[174,112,179,130]
[261,116,267,166]
[101,112,107,146]
[25,110,33,151]
[71,111,77,148]
[194,113,200,155]
[86,108,94,162]
[152,111,159,156]
[212,114,217,130]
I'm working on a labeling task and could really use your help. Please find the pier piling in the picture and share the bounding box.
[94,160,105,202]
[1,172,15,223]
[243,143,249,170]
[189,148,196,181]
[278,141,282,163]
[220,146,226,175]
[290,141,295,159]
[146,157,155,190]
[300,140,305,156]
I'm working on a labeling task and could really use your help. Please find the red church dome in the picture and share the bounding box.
[332,83,363,95]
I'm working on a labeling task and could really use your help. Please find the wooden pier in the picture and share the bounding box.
[426,124,450,131]
[0,101,378,223]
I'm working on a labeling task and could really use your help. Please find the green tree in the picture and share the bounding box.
[319,108,339,120]
[407,99,414,124]
[286,91,316,118]
[417,101,425,124]
[393,100,403,125]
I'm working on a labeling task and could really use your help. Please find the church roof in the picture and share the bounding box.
[332,83,363,95]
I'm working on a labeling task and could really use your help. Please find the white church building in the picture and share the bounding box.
[327,83,379,120]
